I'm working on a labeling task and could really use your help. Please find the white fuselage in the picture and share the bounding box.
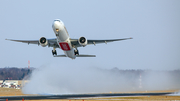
[52,19,76,59]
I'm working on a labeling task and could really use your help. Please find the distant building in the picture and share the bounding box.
[0,80,3,83]
[0,80,24,89]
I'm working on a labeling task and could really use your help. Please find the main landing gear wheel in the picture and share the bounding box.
[74,49,79,55]
[52,50,57,55]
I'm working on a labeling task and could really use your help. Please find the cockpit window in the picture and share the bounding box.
[54,20,60,22]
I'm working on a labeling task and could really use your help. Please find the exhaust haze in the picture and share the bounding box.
[22,64,180,94]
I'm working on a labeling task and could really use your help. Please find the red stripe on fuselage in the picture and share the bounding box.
[59,42,71,51]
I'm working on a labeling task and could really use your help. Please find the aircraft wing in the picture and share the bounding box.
[70,37,132,47]
[6,38,59,48]
[0,92,174,100]
[6,37,132,48]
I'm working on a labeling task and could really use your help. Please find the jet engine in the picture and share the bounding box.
[78,37,88,46]
[39,37,48,47]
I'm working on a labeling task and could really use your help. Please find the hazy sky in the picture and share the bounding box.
[0,0,179,70]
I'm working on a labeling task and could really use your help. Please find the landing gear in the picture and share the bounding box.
[52,50,57,55]
[52,48,57,55]
[74,49,79,55]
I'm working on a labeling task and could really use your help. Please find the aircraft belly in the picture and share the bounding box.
[58,29,69,41]
[58,41,75,59]
[59,42,71,51]
[64,49,76,59]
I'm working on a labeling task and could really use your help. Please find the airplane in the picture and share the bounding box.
[6,19,132,59]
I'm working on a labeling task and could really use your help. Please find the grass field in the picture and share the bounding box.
[0,88,180,101]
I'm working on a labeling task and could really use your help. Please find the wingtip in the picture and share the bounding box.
[130,37,133,39]
[5,38,12,40]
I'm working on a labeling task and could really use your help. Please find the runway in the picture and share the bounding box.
[0,92,175,100]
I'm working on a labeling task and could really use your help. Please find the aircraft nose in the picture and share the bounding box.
[52,20,63,31]
[53,21,60,28]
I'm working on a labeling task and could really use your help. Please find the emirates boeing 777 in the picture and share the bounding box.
[6,19,132,59]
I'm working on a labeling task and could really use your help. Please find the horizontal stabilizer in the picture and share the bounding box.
[53,55,67,57]
[76,54,96,57]
[53,54,96,57]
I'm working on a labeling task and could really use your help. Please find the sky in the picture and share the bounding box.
[0,0,180,70]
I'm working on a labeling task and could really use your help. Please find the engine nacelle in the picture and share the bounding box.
[39,37,48,47]
[78,37,88,46]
